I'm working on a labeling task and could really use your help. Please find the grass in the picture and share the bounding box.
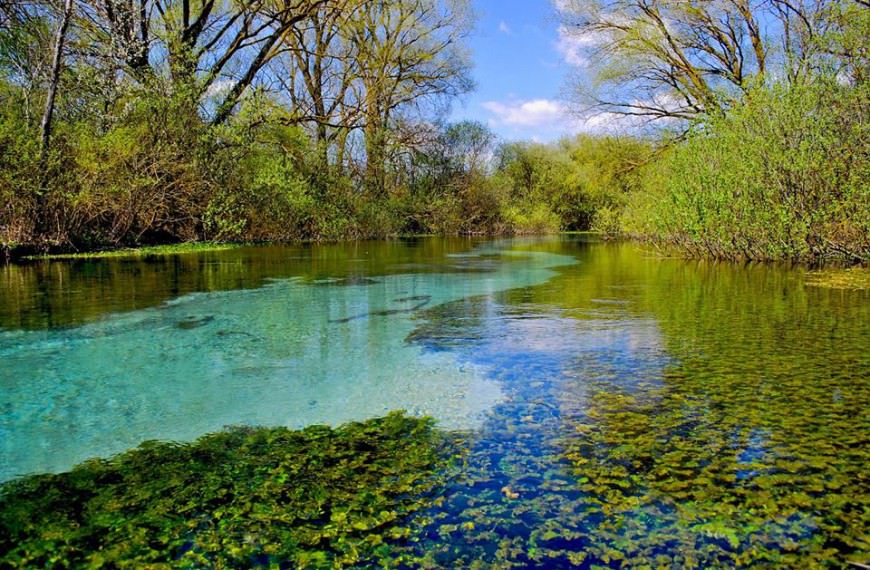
[23,242,245,260]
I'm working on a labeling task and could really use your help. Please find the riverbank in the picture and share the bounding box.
[2,231,550,263]
[16,241,246,261]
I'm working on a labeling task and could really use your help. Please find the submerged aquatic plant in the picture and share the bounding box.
[805,267,870,290]
[0,412,463,569]
[564,372,870,568]
[383,254,870,569]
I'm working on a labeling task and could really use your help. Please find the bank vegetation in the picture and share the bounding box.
[1,0,867,263]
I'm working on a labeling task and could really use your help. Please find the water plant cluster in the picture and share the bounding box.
[1,241,868,569]
[0,413,462,569]
[387,252,870,569]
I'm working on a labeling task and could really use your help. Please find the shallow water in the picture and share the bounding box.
[1,236,868,567]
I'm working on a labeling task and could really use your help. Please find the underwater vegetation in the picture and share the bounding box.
[387,250,870,569]
[1,240,868,569]
[0,413,462,569]
[805,267,870,290]
[562,370,870,568]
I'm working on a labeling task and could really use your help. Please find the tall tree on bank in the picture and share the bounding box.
[74,0,331,122]
[277,0,474,189]
[39,0,72,160]
[348,0,473,195]
[36,0,73,241]
[556,0,867,126]
[281,0,363,169]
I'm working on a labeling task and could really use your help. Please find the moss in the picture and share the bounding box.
[23,242,245,260]
[0,412,463,569]
[805,267,870,290]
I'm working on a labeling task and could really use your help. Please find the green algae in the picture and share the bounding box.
[0,413,464,569]
[24,242,245,260]
[805,267,870,290]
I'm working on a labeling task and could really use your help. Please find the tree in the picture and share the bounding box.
[73,0,332,122]
[39,0,73,161]
[347,0,474,195]
[556,0,865,126]
[278,0,364,168]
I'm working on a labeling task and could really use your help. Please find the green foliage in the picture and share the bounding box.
[59,88,212,246]
[204,108,316,241]
[493,136,651,235]
[624,78,870,262]
[0,412,461,569]
[0,84,40,243]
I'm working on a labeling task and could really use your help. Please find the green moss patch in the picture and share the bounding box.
[805,267,870,290]
[24,242,244,260]
[0,413,461,569]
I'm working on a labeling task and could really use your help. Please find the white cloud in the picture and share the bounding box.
[580,110,625,133]
[554,25,613,68]
[481,96,666,139]
[203,78,234,99]
[482,99,569,128]
[498,21,512,34]
[577,93,684,133]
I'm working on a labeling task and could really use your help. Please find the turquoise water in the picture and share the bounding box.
[1,236,869,567]
[0,240,575,480]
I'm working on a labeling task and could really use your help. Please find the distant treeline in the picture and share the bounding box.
[1,0,868,263]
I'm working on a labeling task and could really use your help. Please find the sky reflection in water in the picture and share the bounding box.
[1,236,868,567]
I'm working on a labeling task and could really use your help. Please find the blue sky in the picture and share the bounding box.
[450,0,587,142]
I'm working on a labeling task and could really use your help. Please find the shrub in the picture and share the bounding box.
[624,78,870,263]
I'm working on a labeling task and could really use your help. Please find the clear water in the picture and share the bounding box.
[0,239,576,480]
[1,236,869,567]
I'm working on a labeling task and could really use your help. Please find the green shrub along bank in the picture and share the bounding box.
[622,79,870,263]
[2,0,867,263]
[0,83,648,252]
[2,76,866,264]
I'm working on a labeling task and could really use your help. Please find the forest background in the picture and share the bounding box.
[0,0,867,263]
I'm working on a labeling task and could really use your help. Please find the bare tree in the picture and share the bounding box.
[556,0,856,126]
[73,0,332,122]
[347,0,474,195]
[278,0,364,167]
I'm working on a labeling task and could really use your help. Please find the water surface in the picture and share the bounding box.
[1,236,868,567]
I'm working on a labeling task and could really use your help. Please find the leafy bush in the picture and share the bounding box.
[624,78,870,262]
[494,136,651,235]
[0,93,40,244]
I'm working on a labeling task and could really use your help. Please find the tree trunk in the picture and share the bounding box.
[37,0,74,243]
[364,92,386,196]
[39,0,74,162]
